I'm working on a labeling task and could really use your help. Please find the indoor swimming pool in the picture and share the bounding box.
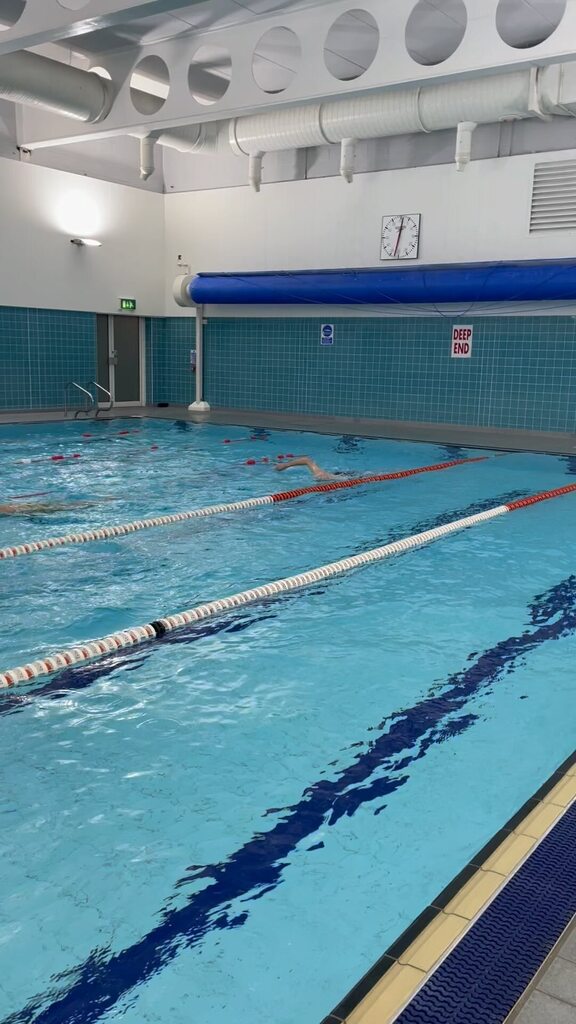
[1,418,575,1024]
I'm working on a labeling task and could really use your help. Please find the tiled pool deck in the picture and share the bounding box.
[509,920,576,1024]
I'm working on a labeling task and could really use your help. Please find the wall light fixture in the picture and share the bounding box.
[70,237,102,247]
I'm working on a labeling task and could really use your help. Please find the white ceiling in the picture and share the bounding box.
[64,0,322,54]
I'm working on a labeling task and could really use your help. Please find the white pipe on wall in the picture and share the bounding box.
[188,304,210,413]
[455,121,477,171]
[248,151,264,192]
[232,103,328,154]
[231,70,536,157]
[0,51,111,122]
[170,65,575,188]
[132,122,230,154]
[340,138,357,183]
[139,134,158,181]
[3,51,576,187]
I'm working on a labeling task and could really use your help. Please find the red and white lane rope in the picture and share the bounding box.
[1,481,575,689]
[14,445,159,465]
[0,457,484,561]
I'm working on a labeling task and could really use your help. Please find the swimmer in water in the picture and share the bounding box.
[275,457,357,482]
[0,497,118,516]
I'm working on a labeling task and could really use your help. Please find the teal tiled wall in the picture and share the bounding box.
[196,316,576,433]
[4,309,576,434]
[0,306,96,410]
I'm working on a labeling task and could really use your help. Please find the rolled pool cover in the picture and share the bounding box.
[185,260,576,305]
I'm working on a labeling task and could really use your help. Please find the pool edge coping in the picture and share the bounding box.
[0,406,575,457]
[322,749,576,1024]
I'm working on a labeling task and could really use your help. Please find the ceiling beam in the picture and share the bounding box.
[0,0,207,56]
[13,0,576,149]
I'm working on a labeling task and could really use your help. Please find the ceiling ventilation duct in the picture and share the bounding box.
[3,52,576,186]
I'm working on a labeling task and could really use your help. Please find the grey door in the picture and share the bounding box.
[112,316,142,405]
[96,314,110,395]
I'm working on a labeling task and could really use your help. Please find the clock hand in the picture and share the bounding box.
[393,217,404,257]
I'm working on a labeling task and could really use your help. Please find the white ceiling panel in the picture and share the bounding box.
[66,0,318,55]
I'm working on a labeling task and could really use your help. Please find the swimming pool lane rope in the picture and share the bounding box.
[1,481,575,689]
[0,457,485,561]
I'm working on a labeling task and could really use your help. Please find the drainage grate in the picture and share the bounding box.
[530,160,576,232]
[395,802,576,1024]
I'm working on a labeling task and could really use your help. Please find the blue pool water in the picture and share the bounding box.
[0,418,575,1024]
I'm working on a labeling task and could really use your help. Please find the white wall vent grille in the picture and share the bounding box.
[530,160,576,233]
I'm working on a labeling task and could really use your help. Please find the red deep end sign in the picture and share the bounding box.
[451,325,473,358]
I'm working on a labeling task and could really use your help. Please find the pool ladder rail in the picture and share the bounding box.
[64,380,113,419]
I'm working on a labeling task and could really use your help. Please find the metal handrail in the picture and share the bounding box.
[64,381,95,419]
[87,381,113,417]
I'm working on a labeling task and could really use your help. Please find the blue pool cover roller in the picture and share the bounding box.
[187,260,576,305]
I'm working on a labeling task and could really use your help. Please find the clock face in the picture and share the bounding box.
[380,214,421,261]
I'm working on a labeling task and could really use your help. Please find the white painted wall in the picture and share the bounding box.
[164,148,576,317]
[3,145,576,321]
[0,157,165,315]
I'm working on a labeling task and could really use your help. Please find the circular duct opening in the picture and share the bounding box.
[130,55,170,115]
[252,27,300,93]
[496,0,566,48]
[0,0,26,30]
[405,0,467,65]
[89,66,112,80]
[324,10,379,81]
[188,45,232,105]
[57,0,91,9]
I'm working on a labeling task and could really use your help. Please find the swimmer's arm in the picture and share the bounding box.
[275,457,337,480]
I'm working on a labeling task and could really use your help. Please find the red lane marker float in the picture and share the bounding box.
[3,478,576,688]
[270,457,488,502]
[14,446,159,465]
[506,482,576,510]
[15,453,83,464]
[82,429,141,440]
[0,457,485,565]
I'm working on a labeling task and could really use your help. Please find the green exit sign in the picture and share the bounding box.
[120,298,136,311]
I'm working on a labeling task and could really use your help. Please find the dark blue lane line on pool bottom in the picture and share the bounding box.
[4,566,576,1024]
[396,802,576,1024]
[0,489,528,716]
[0,612,278,717]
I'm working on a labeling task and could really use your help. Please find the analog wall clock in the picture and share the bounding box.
[380,214,421,260]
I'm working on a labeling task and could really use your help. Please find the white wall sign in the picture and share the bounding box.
[321,323,334,345]
[451,325,473,358]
